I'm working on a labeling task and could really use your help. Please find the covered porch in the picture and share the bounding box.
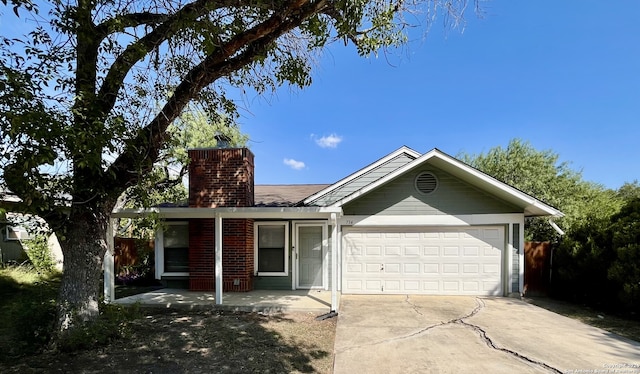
[105,206,342,312]
[113,288,337,314]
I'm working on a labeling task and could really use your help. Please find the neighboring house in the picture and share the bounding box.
[0,216,29,263]
[0,211,64,270]
[109,146,562,309]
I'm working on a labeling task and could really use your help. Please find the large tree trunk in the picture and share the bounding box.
[55,206,110,336]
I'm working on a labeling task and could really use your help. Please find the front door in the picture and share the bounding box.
[296,224,324,289]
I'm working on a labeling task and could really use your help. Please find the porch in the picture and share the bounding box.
[114,288,338,314]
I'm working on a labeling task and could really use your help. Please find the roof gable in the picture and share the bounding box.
[342,163,522,216]
[303,146,421,206]
[327,148,563,217]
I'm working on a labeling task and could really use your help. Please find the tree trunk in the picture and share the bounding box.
[55,206,110,336]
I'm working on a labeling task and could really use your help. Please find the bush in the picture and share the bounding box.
[607,198,640,313]
[23,234,55,274]
[551,220,618,308]
[551,198,640,316]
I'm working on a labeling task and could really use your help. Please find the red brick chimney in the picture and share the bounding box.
[187,148,255,292]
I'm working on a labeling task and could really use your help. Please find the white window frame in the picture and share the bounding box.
[254,221,289,277]
[4,225,33,241]
[156,221,189,277]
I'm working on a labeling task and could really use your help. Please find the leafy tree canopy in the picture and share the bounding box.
[607,198,640,309]
[459,139,623,240]
[617,180,640,202]
[120,107,248,211]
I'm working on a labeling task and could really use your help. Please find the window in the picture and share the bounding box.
[255,222,289,276]
[4,225,33,241]
[163,222,189,273]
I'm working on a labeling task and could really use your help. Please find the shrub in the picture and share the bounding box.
[607,198,640,314]
[22,234,55,274]
[551,198,640,316]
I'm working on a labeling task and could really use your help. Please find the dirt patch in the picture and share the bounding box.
[0,309,336,373]
[524,297,640,342]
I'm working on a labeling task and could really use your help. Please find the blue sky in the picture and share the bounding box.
[237,1,640,189]
[1,1,638,190]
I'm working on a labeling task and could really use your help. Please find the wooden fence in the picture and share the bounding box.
[523,241,552,296]
[114,237,154,275]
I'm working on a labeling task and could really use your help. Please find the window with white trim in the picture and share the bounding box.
[254,222,289,276]
[163,222,189,273]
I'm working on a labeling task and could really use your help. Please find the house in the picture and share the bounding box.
[0,194,64,270]
[107,146,563,310]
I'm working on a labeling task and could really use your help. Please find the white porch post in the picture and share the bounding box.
[215,213,223,305]
[507,223,514,295]
[518,219,525,295]
[103,218,116,303]
[331,213,338,312]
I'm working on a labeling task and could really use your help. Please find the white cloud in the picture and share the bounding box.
[283,158,305,170]
[314,133,343,148]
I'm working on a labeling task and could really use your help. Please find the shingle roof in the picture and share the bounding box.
[254,184,330,207]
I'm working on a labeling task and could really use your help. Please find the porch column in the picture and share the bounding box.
[215,213,223,305]
[103,218,116,303]
[331,213,338,312]
[507,223,514,295]
[518,219,525,294]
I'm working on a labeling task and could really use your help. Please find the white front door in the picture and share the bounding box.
[296,224,324,289]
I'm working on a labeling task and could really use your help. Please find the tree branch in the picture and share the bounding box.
[2,159,68,225]
[95,12,170,36]
[105,0,329,195]
[94,0,310,120]
[322,0,404,47]
[95,0,213,119]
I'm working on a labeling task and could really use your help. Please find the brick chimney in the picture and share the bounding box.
[187,148,255,292]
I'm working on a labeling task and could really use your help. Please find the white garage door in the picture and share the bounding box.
[342,226,504,295]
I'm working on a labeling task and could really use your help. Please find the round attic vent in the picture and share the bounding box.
[415,172,438,194]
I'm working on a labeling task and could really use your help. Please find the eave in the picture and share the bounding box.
[111,206,343,219]
[329,148,563,218]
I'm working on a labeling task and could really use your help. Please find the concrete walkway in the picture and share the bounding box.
[334,295,640,374]
[114,288,335,313]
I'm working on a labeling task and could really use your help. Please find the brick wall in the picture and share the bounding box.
[188,148,255,292]
[222,219,254,292]
[189,148,254,208]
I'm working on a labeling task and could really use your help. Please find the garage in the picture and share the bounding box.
[342,226,505,295]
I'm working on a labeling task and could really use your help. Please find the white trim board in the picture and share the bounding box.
[329,148,563,218]
[339,213,524,227]
[303,146,421,205]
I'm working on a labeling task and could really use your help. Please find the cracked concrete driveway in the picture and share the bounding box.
[333,295,640,374]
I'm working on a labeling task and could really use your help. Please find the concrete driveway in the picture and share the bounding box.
[333,295,640,374]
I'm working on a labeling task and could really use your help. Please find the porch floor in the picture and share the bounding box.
[113,288,338,314]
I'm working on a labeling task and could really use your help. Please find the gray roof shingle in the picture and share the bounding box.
[254,184,329,207]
